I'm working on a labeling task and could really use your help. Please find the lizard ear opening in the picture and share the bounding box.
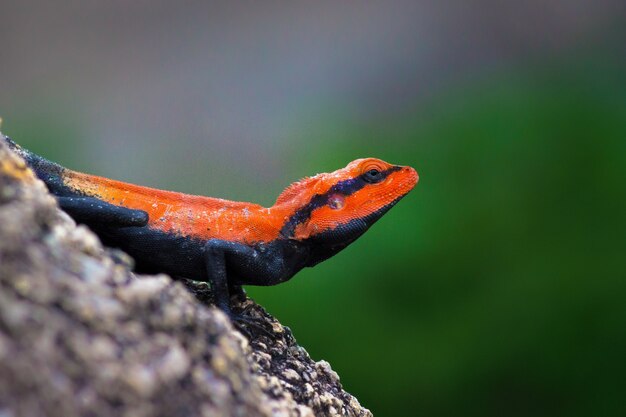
[327,193,345,210]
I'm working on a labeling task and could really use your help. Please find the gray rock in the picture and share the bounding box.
[0,133,372,417]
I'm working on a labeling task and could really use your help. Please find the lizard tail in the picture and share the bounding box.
[3,136,67,192]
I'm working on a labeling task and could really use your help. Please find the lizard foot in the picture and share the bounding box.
[228,309,274,339]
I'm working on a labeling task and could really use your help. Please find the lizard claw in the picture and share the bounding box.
[228,310,274,339]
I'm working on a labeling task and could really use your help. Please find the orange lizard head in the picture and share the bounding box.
[276,158,418,257]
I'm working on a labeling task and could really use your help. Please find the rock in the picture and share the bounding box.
[0,133,372,417]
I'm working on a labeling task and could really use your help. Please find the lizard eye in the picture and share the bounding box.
[362,168,383,184]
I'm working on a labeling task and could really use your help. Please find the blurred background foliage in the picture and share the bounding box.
[252,55,626,417]
[1,2,625,416]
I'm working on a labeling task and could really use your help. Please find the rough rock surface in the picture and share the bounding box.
[0,133,372,417]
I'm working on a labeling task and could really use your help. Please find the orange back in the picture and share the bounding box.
[64,171,285,243]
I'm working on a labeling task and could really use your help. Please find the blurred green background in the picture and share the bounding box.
[2,2,625,416]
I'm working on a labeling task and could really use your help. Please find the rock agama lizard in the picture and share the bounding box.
[6,137,418,323]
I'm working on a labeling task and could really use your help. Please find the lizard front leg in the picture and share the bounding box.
[203,239,274,337]
[202,239,257,316]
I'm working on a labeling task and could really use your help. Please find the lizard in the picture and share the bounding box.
[5,137,418,325]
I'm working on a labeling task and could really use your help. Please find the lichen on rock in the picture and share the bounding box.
[0,133,372,417]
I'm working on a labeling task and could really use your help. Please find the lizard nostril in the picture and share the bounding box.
[405,166,419,182]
